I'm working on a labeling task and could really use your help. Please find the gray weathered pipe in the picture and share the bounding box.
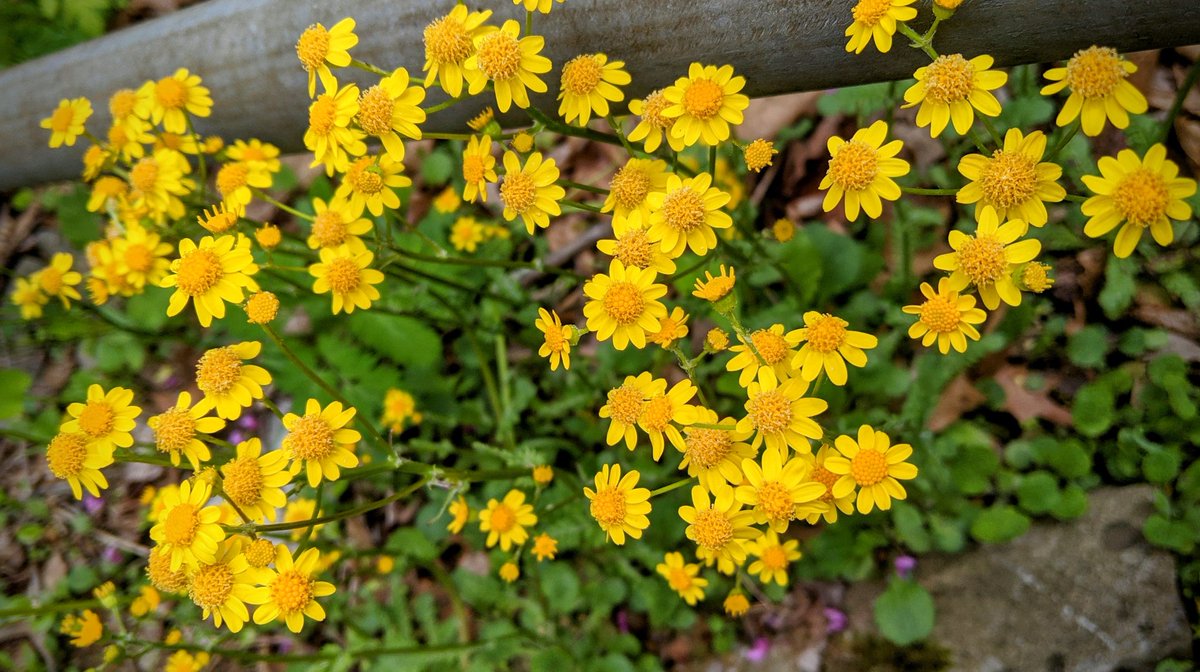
[1,0,1198,191]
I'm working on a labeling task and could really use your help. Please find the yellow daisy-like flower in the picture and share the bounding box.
[197,202,242,235]
[107,120,151,163]
[33,252,82,310]
[499,561,520,582]
[1081,144,1197,258]
[499,151,565,234]
[535,307,572,371]
[248,546,336,633]
[164,650,209,672]
[788,312,879,386]
[41,97,92,148]
[85,176,127,214]
[447,496,470,534]
[531,532,558,561]
[46,431,112,500]
[601,158,669,231]
[514,0,563,13]
[128,149,193,224]
[296,18,358,97]
[226,139,282,174]
[140,69,212,134]
[465,20,552,113]
[736,448,825,532]
[108,87,143,132]
[162,235,259,328]
[188,538,258,632]
[844,0,918,54]
[820,120,909,221]
[129,585,161,617]
[433,186,461,213]
[111,223,173,293]
[423,6,494,98]
[825,425,918,514]
[335,154,411,217]
[558,53,630,126]
[381,388,422,433]
[479,489,537,551]
[584,463,652,545]
[724,591,751,617]
[282,399,361,487]
[450,216,487,252]
[309,240,385,315]
[1020,262,1055,293]
[679,483,760,575]
[62,384,140,454]
[532,465,554,485]
[599,372,663,450]
[957,128,1066,227]
[933,208,1041,309]
[150,480,226,571]
[648,306,689,348]
[656,552,707,605]
[146,545,189,594]
[743,139,778,173]
[1042,46,1148,137]
[738,368,827,455]
[356,67,426,161]
[902,278,988,354]
[194,341,272,421]
[596,226,677,275]
[220,438,291,522]
[147,391,225,470]
[675,407,757,489]
[706,328,730,351]
[215,161,272,210]
[646,173,733,257]
[81,144,107,181]
[725,323,796,388]
[60,609,103,647]
[11,276,48,320]
[747,530,802,586]
[902,54,1007,137]
[307,197,372,250]
[583,260,668,351]
[639,379,698,461]
[305,82,366,176]
[801,445,857,524]
[628,90,685,153]
[661,63,749,147]
[462,135,498,203]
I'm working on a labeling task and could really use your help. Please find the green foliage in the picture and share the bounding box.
[970,506,1031,544]
[874,578,935,646]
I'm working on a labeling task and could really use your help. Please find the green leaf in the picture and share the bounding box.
[1142,447,1182,484]
[1098,256,1136,319]
[874,578,935,646]
[348,312,442,369]
[1143,514,1197,553]
[1052,485,1089,520]
[1072,382,1116,438]
[1041,439,1091,479]
[539,562,582,615]
[1067,325,1108,369]
[817,81,905,118]
[891,502,931,553]
[1124,115,1162,154]
[970,505,1031,543]
[420,148,455,186]
[1016,471,1061,515]
[0,369,32,419]
[385,528,437,562]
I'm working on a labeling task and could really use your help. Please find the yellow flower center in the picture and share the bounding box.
[50,106,75,133]
[152,408,196,453]
[240,145,267,162]
[606,384,644,425]
[640,90,672,129]
[852,0,893,25]
[270,569,314,613]
[346,158,384,194]
[1065,46,1126,99]
[188,562,234,610]
[47,433,89,478]
[850,449,888,486]
[1022,262,1054,293]
[147,548,189,592]
[1113,168,1170,228]
[685,428,733,469]
[488,503,516,532]
[641,395,674,432]
[155,77,187,109]
[424,15,473,65]
[750,329,791,364]
[980,150,1038,209]
[216,163,248,198]
[812,462,838,502]
[828,142,878,191]
[612,228,655,269]
[325,257,363,294]
[956,235,1008,286]
[158,132,184,151]
[804,315,849,353]
[222,456,264,507]
[667,567,693,592]
[246,291,280,324]
[762,544,789,570]
[681,78,724,120]
[590,487,627,527]
[244,539,275,568]
[130,158,160,194]
[357,85,395,137]
[755,481,796,521]
[922,54,974,103]
[78,402,115,437]
[38,267,64,295]
[309,95,337,135]
[477,32,522,81]
[463,154,488,183]
[610,164,652,211]
[312,211,348,247]
[286,414,336,461]
[747,390,792,436]
[163,503,199,545]
[108,125,130,148]
[602,281,646,325]
[500,171,537,214]
[919,294,963,333]
[744,140,775,171]
[196,347,243,396]
[110,90,138,119]
[542,323,568,353]
[123,244,154,273]
[296,25,331,71]
[175,248,223,296]
[660,186,706,233]
[692,509,733,550]
[561,55,603,95]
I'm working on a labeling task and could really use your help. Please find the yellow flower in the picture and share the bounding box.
[693,264,737,302]
[150,479,226,571]
[86,176,128,214]
[243,537,276,569]
[628,90,685,153]
[933,207,1041,309]
[255,224,281,250]
[216,161,272,209]
[515,0,564,13]
[248,546,337,633]
[662,63,749,147]
[532,465,554,485]
[743,139,778,173]
[725,323,796,388]
[1042,46,1148,137]
[220,438,290,522]
[33,252,83,310]
[450,215,487,252]
[197,201,242,235]
[282,399,361,487]
[107,120,152,163]
[465,20,552,113]
[1081,144,1197,258]
[284,498,324,541]
[597,225,677,275]
[558,53,630,125]
[646,173,733,257]
[162,235,259,328]
[601,158,669,231]
[584,464,652,545]
[736,448,825,532]
[788,312,879,386]
[648,306,689,348]
[479,489,537,550]
[679,483,759,574]
[467,107,496,133]
[128,149,193,224]
[46,431,112,500]
[639,379,698,461]
[583,260,668,350]
[10,276,47,320]
[305,82,367,175]
[656,552,707,605]
[356,67,426,161]
[42,97,92,148]
[820,120,909,220]
[422,6,495,98]
[309,240,384,314]
[308,197,372,250]
[382,388,422,433]
[129,585,161,617]
[511,131,535,153]
[724,591,750,617]
[433,186,462,214]
[108,87,145,133]
[141,68,212,134]
[447,496,470,533]
[676,407,757,489]
[245,290,280,324]
[62,384,140,453]
[147,391,224,470]
[112,223,173,292]
[462,135,498,203]
[825,425,918,514]
[193,341,272,421]
[902,54,1007,137]
[535,307,572,371]
[146,546,189,594]
[226,139,282,174]
[705,328,730,352]
[60,610,103,647]
[376,556,395,574]
[747,530,802,586]
[335,154,411,217]
[844,0,917,53]
[500,150,565,234]
[188,538,259,632]
[1020,262,1055,293]
[499,561,520,582]
[164,651,209,672]
[81,144,108,181]
[296,18,358,97]
[738,368,827,455]
[957,128,1066,227]
[599,372,661,450]
[902,278,988,354]
[531,532,558,561]
[800,445,856,524]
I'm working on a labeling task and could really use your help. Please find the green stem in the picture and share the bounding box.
[382,243,579,277]
[979,115,1004,147]
[253,189,315,221]
[724,312,769,367]
[649,478,692,498]
[1048,119,1080,161]
[561,199,604,214]
[125,633,520,664]
[897,22,938,59]
[687,422,738,431]
[669,344,710,408]
[424,131,474,141]
[235,478,427,534]
[350,58,391,77]
[708,145,717,176]
[901,186,958,196]
[558,179,608,195]
[525,9,533,35]
[1161,60,1200,144]
[424,96,465,116]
